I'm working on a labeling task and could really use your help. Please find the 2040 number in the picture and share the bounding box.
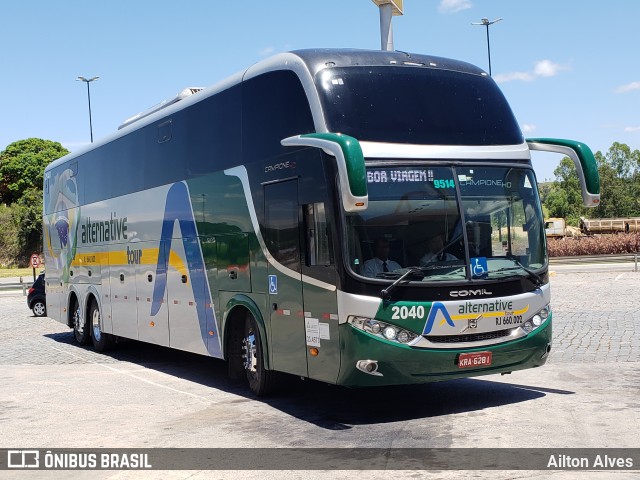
[391,305,426,320]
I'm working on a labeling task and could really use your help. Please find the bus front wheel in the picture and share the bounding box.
[242,313,278,396]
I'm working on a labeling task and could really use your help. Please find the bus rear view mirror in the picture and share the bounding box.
[281,133,368,212]
[527,138,600,208]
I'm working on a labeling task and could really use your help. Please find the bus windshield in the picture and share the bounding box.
[315,66,523,146]
[346,165,546,283]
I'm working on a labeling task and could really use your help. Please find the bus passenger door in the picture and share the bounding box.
[264,180,307,377]
[301,201,340,384]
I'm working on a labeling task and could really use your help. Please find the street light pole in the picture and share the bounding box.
[471,18,502,76]
[76,76,99,142]
[370,1,404,51]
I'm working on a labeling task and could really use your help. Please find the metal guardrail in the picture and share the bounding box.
[0,282,27,294]
[549,253,639,271]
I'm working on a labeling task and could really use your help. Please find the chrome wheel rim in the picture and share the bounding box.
[73,306,83,334]
[242,331,257,374]
[33,302,46,316]
[92,307,101,342]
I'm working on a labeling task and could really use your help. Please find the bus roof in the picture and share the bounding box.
[289,48,486,78]
[46,48,490,173]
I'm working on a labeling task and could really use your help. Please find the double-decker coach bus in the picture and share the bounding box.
[44,49,600,395]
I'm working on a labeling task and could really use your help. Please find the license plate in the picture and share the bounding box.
[458,351,492,369]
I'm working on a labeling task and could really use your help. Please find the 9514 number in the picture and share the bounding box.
[433,179,455,189]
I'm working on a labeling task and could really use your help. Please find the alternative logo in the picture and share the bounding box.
[422,302,456,335]
[423,299,526,335]
[151,182,221,358]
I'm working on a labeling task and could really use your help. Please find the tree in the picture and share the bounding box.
[0,204,20,266]
[0,138,68,266]
[0,138,68,205]
[12,188,44,262]
[543,156,586,225]
[541,142,640,222]
[604,142,640,178]
[592,143,640,218]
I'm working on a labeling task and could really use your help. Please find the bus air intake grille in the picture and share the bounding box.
[424,328,513,344]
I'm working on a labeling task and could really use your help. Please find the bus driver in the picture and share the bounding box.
[363,238,402,277]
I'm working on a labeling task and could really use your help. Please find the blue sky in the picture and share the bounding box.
[1,0,638,182]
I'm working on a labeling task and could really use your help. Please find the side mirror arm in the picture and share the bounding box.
[527,138,600,208]
[281,133,368,212]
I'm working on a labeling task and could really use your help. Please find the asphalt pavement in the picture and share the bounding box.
[0,270,638,479]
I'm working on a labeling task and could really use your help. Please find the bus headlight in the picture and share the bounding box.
[349,316,418,344]
[521,304,551,335]
[365,320,382,334]
[383,326,397,340]
[396,330,410,343]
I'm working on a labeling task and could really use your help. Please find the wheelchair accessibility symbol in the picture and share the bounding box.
[268,275,278,294]
[471,257,488,277]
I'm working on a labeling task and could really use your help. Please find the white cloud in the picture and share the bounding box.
[624,126,640,132]
[258,46,275,56]
[438,0,473,14]
[615,81,640,93]
[494,59,568,83]
[521,124,537,133]
[494,71,535,83]
[533,59,564,77]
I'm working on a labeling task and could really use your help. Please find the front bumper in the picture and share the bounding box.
[336,316,552,387]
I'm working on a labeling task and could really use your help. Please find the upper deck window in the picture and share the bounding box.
[315,66,523,146]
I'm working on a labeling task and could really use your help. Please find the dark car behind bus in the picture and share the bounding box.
[27,273,46,317]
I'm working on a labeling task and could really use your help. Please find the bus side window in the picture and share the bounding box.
[304,202,333,266]
[264,181,302,273]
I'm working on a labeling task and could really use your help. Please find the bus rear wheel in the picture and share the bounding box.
[89,299,114,352]
[242,313,278,396]
[72,297,90,345]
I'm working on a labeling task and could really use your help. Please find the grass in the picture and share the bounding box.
[0,267,42,279]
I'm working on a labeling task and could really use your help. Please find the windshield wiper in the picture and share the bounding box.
[495,259,544,287]
[420,232,465,269]
[380,267,424,299]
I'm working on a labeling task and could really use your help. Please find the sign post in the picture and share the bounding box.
[371,0,404,51]
[30,253,41,282]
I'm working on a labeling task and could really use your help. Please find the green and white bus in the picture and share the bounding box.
[44,49,599,395]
